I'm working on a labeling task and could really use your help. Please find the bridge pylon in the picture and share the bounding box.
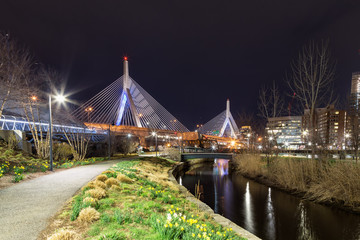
[198,99,239,138]
[72,57,189,133]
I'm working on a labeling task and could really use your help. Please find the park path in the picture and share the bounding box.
[0,159,128,240]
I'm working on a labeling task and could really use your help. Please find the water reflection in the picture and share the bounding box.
[266,188,275,240]
[297,201,315,240]
[213,159,229,175]
[244,182,254,233]
[180,159,360,240]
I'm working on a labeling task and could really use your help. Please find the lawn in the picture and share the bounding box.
[43,157,246,240]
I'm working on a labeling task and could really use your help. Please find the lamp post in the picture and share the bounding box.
[345,133,350,158]
[152,132,158,157]
[85,107,93,122]
[49,93,66,171]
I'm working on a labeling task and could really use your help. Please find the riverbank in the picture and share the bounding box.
[42,157,250,239]
[232,154,360,214]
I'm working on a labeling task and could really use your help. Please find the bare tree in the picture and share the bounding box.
[258,81,284,162]
[19,67,63,159]
[258,81,284,120]
[63,129,90,161]
[0,32,33,120]
[288,40,336,157]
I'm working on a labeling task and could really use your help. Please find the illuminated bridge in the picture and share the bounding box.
[1,58,239,149]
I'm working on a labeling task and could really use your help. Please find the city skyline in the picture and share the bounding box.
[1,0,360,128]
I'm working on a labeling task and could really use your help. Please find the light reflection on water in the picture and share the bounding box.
[244,182,254,233]
[180,158,360,240]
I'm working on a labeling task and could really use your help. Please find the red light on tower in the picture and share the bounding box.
[124,56,128,61]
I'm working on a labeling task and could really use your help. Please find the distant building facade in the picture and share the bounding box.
[238,126,252,148]
[266,116,302,149]
[302,105,347,149]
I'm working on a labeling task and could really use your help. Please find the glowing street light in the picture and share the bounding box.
[49,93,67,171]
[85,106,94,122]
[31,95,38,101]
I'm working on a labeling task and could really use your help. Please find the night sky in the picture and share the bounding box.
[1,0,360,130]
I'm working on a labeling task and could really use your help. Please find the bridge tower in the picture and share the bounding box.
[116,57,142,127]
[72,57,189,133]
[198,99,239,138]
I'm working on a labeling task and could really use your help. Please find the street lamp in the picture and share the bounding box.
[85,107,94,122]
[345,133,350,157]
[152,132,158,157]
[49,93,67,171]
[247,133,251,149]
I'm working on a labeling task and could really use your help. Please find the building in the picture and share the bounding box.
[266,116,302,149]
[238,125,252,148]
[350,72,360,115]
[317,105,346,149]
[302,105,347,149]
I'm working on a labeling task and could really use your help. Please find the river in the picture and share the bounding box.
[177,159,360,240]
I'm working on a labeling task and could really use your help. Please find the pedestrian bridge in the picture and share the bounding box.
[181,152,233,161]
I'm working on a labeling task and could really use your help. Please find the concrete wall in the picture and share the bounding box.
[0,130,32,153]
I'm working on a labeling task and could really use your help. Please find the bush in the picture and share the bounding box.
[117,173,133,184]
[94,180,107,189]
[53,143,73,163]
[86,188,107,199]
[96,174,108,182]
[47,229,80,240]
[77,207,100,224]
[105,178,119,187]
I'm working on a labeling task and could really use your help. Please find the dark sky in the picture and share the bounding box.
[1,0,360,129]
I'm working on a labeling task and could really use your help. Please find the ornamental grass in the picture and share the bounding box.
[96,174,108,182]
[116,173,133,183]
[93,180,107,189]
[86,187,107,199]
[47,229,80,240]
[105,177,119,187]
[77,207,100,224]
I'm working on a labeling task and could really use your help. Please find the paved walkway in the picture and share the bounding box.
[0,159,126,240]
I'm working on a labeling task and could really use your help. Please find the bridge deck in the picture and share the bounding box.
[181,152,233,161]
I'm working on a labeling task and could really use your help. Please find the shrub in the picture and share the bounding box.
[86,187,107,199]
[96,174,108,182]
[77,207,100,224]
[53,143,73,163]
[47,229,80,240]
[105,178,119,187]
[117,173,133,184]
[94,180,107,189]
[81,182,96,192]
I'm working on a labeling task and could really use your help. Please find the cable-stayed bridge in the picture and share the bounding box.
[198,99,239,139]
[72,58,188,132]
[1,58,240,150]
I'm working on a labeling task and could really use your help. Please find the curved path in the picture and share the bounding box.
[0,159,128,240]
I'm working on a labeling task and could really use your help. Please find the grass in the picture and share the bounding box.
[44,157,247,240]
[234,154,360,210]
